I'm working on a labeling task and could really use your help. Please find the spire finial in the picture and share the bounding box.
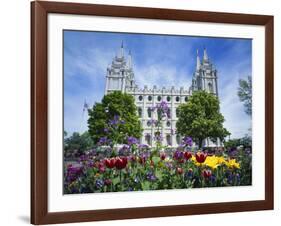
[203,47,208,61]
[127,49,132,69]
[117,41,124,58]
[196,49,200,71]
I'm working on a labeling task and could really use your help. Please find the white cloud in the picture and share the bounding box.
[219,65,252,139]
[134,63,192,89]
[65,47,114,80]
[133,43,194,89]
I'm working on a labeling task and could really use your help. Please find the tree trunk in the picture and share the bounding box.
[198,138,203,149]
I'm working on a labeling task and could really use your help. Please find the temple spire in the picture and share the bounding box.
[196,49,201,70]
[117,41,124,58]
[203,47,209,62]
[127,50,132,69]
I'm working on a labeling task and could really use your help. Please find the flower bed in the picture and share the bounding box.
[64,143,252,194]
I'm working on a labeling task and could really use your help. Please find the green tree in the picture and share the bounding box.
[64,131,94,156]
[224,135,252,149]
[176,91,230,148]
[238,76,252,115]
[88,91,142,144]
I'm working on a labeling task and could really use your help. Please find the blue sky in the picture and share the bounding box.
[64,30,252,139]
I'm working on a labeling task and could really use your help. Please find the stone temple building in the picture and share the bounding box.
[104,43,221,147]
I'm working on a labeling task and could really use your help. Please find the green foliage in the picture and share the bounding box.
[223,139,241,149]
[238,76,252,115]
[176,91,230,148]
[87,91,142,144]
[224,135,252,149]
[64,131,94,156]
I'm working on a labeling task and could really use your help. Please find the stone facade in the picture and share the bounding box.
[105,43,221,147]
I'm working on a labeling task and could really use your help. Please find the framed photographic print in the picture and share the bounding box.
[31,1,274,225]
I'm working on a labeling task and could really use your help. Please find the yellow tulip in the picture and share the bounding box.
[226,159,240,169]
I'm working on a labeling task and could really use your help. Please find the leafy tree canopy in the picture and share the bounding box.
[88,91,142,144]
[64,131,94,154]
[176,91,230,148]
[224,135,252,149]
[238,76,252,116]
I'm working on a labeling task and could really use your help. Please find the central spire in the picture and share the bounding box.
[127,50,132,69]
[196,49,201,71]
[117,41,124,58]
[203,48,209,62]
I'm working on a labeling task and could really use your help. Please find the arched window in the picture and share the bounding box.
[148,96,152,101]
[157,96,162,101]
[147,121,151,127]
[147,108,152,118]
[154,131,162,144]
[176,135,181,145]
[138,95,143,101]
[167,96,171,102]
[166,135,172,146]
[185,96,188,102]
[208,82,213,93]
[167,108,171,119]
[166,121,171,127]
[138,107,142,117]
[176,96,180,102]
[176,108,180,117]
[145,134,151,145]
[157,108,161,119]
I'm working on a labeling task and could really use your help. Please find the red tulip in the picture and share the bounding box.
[160,152,166,160]
[195,152,207,163]
[104,158,115,168]
[184,151,192,160]
[176,167,184,175]
[202,169,212,178]
[115,157,128,169]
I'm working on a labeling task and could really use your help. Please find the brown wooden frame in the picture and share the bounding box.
[31,1,274,224]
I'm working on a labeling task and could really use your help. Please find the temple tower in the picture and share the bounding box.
[191,48,218,96]
[105,42,136,94]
